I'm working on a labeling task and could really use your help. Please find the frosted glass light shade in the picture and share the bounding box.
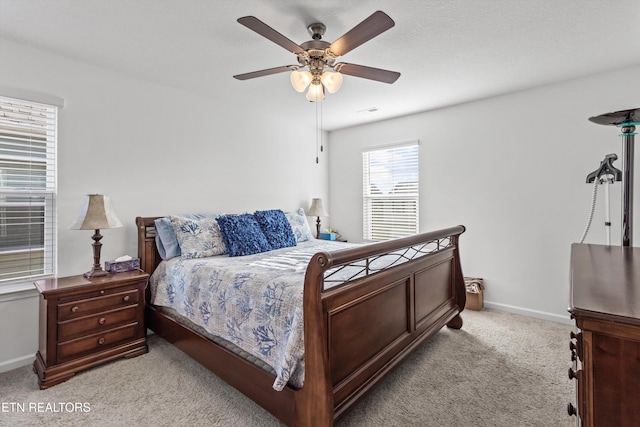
[306,83,325,102]
[290,70,313,92]
[320,72,343,94]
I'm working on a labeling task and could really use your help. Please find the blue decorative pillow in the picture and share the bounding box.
[154,217,179,260]
[285,208,314,242]
[254,209,297,250]
[216,214,273,257]
[170,216,227,259]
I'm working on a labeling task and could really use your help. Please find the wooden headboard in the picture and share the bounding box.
[136,216,163,275]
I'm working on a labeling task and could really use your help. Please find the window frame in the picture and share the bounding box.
[0,94,58,286]
[362,141,419,242]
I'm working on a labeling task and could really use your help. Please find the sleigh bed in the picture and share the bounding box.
[136,215,466,426]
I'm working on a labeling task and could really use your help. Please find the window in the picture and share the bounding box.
[0,95,57,284]
[363,142,419,241]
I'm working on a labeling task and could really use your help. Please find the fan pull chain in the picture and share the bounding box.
[315,101,322,163]
[320,101,323,154]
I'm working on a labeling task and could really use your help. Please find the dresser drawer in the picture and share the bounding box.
[57,323,140,362]
[58,288,138,321]
[58,306,139,341]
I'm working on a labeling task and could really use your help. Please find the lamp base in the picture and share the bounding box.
[84,229,109,279]
[316,216,322,239]
[84,267,109,279]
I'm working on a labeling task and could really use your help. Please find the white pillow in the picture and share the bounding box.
[285,208,314,242]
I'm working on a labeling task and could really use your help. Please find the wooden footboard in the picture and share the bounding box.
[298,226,465,425]
[136,217,465,426]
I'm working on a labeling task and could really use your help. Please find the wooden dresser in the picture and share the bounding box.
[568,243,640,426]
[33,270,149,389]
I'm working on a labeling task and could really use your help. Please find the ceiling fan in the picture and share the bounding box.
[233,11,401,102]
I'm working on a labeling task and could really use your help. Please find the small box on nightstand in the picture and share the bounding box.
[105,258,140,273]
[319,232,336,240]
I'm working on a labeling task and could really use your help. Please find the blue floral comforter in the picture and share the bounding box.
[149,239,355,391]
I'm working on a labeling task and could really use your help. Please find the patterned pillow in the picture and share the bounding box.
[216,214,273,257]
[285,208,314,242]
[254,209,297,250]
[170,216,227,259]
[155,212,223,260]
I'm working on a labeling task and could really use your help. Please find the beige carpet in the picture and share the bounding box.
[0,309,575,427]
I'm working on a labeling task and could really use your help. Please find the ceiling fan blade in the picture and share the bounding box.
[334,63,400,84]
[237,16,304,54]
[329,11,395,57]
[233,65,299,80]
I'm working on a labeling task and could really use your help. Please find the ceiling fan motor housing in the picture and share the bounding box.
[297,38,336,77]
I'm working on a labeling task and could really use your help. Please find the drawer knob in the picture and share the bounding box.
[570,331,577,340]
[99,290,105,295]
[98,337,105,345]
[123,295,130,302]
[98,317,106,325]
[71,306,79,313]
[567,403,577,416]
[568,367,578,380]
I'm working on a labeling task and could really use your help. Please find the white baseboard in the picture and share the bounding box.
[484,301,573,325]
[0,354,35,374]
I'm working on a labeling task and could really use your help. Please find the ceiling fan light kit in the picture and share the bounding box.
[290,70,313,92]
[306,82,325,102]
[234,11,401,102]
[320,71,343,93]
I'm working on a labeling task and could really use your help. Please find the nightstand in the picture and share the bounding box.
[33,270,149,389]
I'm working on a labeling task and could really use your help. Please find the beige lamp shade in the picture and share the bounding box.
[69,194,123,230]
[70,194,122,278]
[308,198,328,217]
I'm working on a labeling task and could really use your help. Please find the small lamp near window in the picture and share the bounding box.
[308,198,328,239]
[69,194,123,278]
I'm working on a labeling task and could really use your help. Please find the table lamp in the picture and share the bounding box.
[69,194,123,278]
[308,198,328,239]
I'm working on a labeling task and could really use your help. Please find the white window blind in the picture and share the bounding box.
[0,95,57,284]
[363,142,419,241]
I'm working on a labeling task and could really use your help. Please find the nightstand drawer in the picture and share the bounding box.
[57,322,139,362]
[58,288,138,321]
[58,306,139,341]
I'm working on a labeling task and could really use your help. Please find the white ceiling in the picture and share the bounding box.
[1,0,639,130]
